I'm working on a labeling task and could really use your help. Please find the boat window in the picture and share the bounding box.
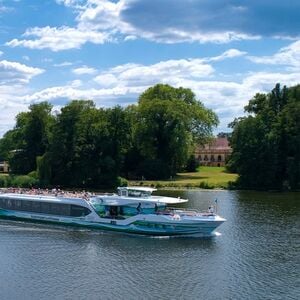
[0,198,91,217]
[31,201,41,213]
[70,205,90,217]
[128,190,151,198]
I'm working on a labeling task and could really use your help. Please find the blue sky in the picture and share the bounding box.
[0,0,299,137]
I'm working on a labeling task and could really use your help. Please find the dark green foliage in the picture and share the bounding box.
[0,102,54,175]
[36,154,52,186]
[0,84,218,188]
[228,84,300,190]
[49,101,128,188]
[133,84,218,178]
[136,159,171,180]
[117,177,128,187]
[185,155,199,172]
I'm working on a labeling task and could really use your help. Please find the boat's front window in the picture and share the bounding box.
[90,198,105,214]
[127,190,151,198]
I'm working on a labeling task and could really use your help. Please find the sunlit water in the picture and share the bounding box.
[0,190,299,300]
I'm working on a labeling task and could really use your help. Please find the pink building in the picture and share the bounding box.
[195,137,232,167]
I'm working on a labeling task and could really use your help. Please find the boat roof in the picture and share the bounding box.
[93,195,188,205]
[117,186,157,192]
[0,193,89,207]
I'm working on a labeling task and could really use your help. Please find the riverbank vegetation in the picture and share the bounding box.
[1,83,298,191]
[228,84,300,190]
[0,84,218,189]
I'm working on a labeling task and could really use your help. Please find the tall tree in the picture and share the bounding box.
[49,100,96,186]
[49,101,131,188]
[133,84,218,179]
[228,84,300,190]
[2,102,53,174]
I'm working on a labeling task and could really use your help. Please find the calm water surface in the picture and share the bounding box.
[0,190,299,300]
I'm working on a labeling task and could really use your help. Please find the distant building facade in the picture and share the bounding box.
[195,137,232,167]
[0,161,9,173]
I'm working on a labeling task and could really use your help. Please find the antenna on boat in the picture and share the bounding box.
[214,198,218,214]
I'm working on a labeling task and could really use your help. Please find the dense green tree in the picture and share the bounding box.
[133,84,218,178]
[49,101,131,188]
[0,84,219,186]
[228,84,300,190]
[49,100,97,186]
[0,102,53,174]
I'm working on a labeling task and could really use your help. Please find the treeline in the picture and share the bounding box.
[228,84,300,190]
[0,84,218,188]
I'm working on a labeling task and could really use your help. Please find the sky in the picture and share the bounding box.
[0,0,300,137]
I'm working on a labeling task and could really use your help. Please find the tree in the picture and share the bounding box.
[1,102,54,174]
[133,84,218,179]
[49,100,98,187]
[49,101,132,188]
[228,84,300,190]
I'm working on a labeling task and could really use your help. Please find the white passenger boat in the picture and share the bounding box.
[0,187,226,237]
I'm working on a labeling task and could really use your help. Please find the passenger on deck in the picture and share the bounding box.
[137,203,142,214]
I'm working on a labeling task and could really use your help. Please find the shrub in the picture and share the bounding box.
[199,181,214,189]
[9,175,39,188]
[117,176,128,187]
[28,171,38,179]
[185,155,199,172]
[0,175,8,187]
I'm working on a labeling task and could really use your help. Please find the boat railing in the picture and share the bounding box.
[157,207,215,217]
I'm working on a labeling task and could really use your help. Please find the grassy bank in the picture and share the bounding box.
[128,166,238,189]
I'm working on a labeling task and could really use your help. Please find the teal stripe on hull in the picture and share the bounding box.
[0,209,219,237]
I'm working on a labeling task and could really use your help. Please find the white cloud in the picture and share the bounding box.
[6,0,261,51]
[94,59,214,87]
[0,5,12,13]
[94,73,118,87]
[0,60,44,85]
[70,79,82,87]
[128,29,259,44]
[6,26,111,51]
[72,65,97,75]
[243,71,300,91]
[0,84,33,137]
[207,49,247,62]
[54,61,73,67]
[77,0,125,31]
[0,60,45,136]
[18,56,300,133]
[0,51,3,57]
[248,40,300,68]
[1,51,299,136]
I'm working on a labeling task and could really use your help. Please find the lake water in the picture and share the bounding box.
[0,190,299,300]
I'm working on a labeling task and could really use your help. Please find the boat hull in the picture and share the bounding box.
[0,208,225,237]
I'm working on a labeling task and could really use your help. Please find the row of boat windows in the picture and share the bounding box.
[0,198,91,217]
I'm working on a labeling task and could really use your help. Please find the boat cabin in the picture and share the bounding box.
[117,187,157,198]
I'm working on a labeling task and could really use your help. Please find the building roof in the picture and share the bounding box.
[210,137,230,149]
[196,137,231,151]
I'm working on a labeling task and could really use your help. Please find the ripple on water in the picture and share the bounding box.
[0,190,299,300]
